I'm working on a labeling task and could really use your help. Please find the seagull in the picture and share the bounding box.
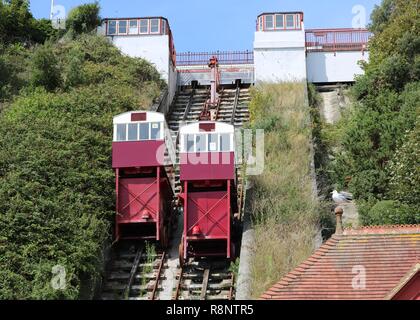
[331,190,353,204]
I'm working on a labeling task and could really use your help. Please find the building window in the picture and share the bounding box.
[127,123,138,141]
[195,134,206,152]
[275,14,284,29]
[150,19,159,33]
[220,134,231,152]
[295,15,301,29]
[116,124,127,141]
[151,122,161,140]
[129,20,138,35]
[139,123,150,140]
[161,20,166,34]
[286,14,295,29]
[208,134,218,152]
[108,20,117,35]
[139,19,148,34]
[258,17,263,31]
[265,15,274,30]
[118,20,127,34]
[186,135,195,152]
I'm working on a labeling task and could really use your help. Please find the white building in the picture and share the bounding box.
[254,12,307,83]
[98,17,178,109]
[253,12,371,84]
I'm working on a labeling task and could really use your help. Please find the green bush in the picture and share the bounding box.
[0,33,163,299]
[66,2,101,37]
[0,43,30,100]
[31,44,62,91]
[330,0,420,222]
[387,121,420,206]
[0,0,57,44]
[360,200,419,225]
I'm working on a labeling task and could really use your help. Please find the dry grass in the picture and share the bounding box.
[248,83,319,298]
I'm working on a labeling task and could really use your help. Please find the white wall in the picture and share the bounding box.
[254,28,307,83]
[254,48,306,82]
[109,35,170,81]
[306,51,369,83]
[168,60,178,109]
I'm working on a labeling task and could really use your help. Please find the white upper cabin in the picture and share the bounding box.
[113,111,165,142]
[179,122,235,154]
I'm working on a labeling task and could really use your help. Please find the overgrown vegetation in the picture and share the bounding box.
[0,2,164,299]
[248,83,320,298]
[329,0,419,225]
[66,2,101,38]
[0,0,58,44]
[139,242,156,298]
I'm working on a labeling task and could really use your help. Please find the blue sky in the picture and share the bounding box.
[30,0,382,52]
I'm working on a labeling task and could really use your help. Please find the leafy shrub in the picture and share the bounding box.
[0,0,57,44]
[66,2,101,37]
[0,33,163,299]
[360,200,419,225]
[330,0,420,219]
[387,121,420,206]
[31,44,62,91]
[0,43,30,100]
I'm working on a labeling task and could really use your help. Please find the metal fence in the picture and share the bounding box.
[305,28,372,52]
[176,50,254,66]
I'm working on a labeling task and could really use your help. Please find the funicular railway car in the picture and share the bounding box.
[178,122,238,264]
[112,111,176,247]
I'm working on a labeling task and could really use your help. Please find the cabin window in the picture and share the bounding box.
[140,19,149,34]
[127,123,138,141]
[150,19,159,33]
[151,122,161,140]
[286,14,295,29]
[258,17,263,31]
[275,14,284,29]
[208,134,218,152]
[118,20,127,34]
[195,134,206,152]
[108,20,117,35]
[220,134,231,152]
[129,20,138,34]
[265,15,274,30]
[161,20,166,34]
[116,124,127,141]
[295,15,301,29]
[139,123,150,140]
[186,134,195,152]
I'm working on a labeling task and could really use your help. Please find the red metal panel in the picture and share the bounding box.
[117,177,158,224]
[156,166,160,240]
[186,191,229,238]
[112,140,164,168]
[131,112,147,122]
[183,181,188,260]
[179,152,235,181]
[115,168,120,241]
[199,123,215,132]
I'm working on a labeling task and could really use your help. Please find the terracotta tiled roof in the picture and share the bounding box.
[261,225,420,300]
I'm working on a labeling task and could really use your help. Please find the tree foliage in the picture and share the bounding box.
[0,0,57,44]
[0,15,164,299]
[65,2,101,37]
[332,0,419,225]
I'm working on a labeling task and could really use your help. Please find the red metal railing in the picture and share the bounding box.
[176,50,254,66]
[305,28,372,52]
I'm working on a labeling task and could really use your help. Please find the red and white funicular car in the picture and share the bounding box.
[112,111,175,246]
[178,122,238,262]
